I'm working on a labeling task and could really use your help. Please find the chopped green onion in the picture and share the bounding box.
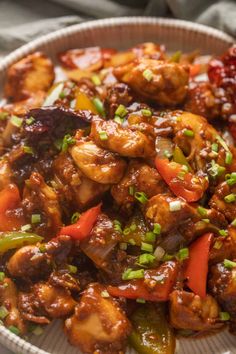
[10,115,23,128]
[68,265,78,274]
[136,298,146,303]
[142,69,153,81]
[224,259,236,269]
[208,161,225,178]
[93,97,105,117]
[130,223,137,232]
[162,253,175,261]
[114,220,122,233]
[226,178,236,186]
[134,192,148,204]
[197,206,208,217]
[8,325,20,336]
[153,223,161,235]
[164,150,172,159]
[178,248,189,261]
[202,218,210,223]
[219,312,230,321]
[0,112,8,120]
[123,227,131,235]
[31,214,41,224]
[61,134,75,152]
[211,143,219,152]
[115,104,128,118]
[231,218,236,227]
[141,242,153,253]
[114,116,124,124]
[145,232,156,243]
[138,253,156,265]
[23,145,34,155]
[71,212,80,224]
[59,91,66,99]
[129,186,135,196]
[170,50,182,62]
[213,240,223,249]
[39,244,46,253]
[128,238,136,245]
[224,194,236,203]
[31,325,44,336]
[101,290,110,298]
[219,229,228,237]
[99,131,108,140]
[141,109,152,117]
[225,151,233,165]
[169,200,182,211]
[183,129,194,137]
[0,272,5,281]
[216,135,229,152]
[26,116,35,125]
[21,224,31,232]
[0,306,9,319]
[119,242,127,250]
[122,268,144,280]
[54,138,63,151]
[91,75,101,86]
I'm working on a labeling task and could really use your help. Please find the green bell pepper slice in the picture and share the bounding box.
[0,232,43,254]
[173,146,193,172]
[129,303,175,354]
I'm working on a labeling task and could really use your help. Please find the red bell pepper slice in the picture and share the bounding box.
[59,203,101,240]
[0,184,25,231]
[184,233,213,298]
[155,158,208,202]
[108,261,178,301]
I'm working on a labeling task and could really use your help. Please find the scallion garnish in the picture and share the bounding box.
[141,242,153,253]
[224,259,236,269]
[122,268,144,280]
[99,131,108,141]
[31,214,41,224]
[115,104,128,118]
[142,69,153,81]
[134,191,148,204]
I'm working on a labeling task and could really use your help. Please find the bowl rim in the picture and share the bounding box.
[0,16,235,73]
[0,16,235,354]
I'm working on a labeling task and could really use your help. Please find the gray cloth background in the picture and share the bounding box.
[0,0,235,353]
[0,0,235,56]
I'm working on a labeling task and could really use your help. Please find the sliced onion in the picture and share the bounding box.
[154,246,165,261]
[155,136,173,159]
[80,240,116,268]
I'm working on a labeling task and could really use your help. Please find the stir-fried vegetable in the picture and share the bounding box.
[59,203,101,240]
[129,304,175,354]
[0,232,43,254]
[184,233,213,298]
[155,158,208,202]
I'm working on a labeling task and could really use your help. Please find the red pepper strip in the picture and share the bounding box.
[108,261,178,301]
[155,158,208,203]
[0,184,25,231]
[59,203,101,240]
[184,233,213,298]
[189,63,201,77]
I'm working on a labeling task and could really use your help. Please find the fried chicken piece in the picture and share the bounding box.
[22,172,62,237]
[114,58,189,106]
[19,282,77,324]
[0,277,26,334]
[4,52,55,102]
[145,194,198,234]
[184,81,220,120]
[80,213,122,270]
[111,160,167,211]
[104,83,133,117]
[209,181,236,222]
[64,283,131,354]
[0,91,46,116]
[209,261,236,332]
[53,152,109,210]
[70,137,126,184]
[7,235,72,279]
[169,290,222,332]
[90,118,155,158]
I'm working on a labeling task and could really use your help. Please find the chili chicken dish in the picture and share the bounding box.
[0,42,236,354]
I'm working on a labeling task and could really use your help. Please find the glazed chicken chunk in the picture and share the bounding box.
[65,283,131,354]
[4,52,55,101]
[114,58,189,105]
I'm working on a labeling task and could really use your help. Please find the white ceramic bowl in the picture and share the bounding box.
[0,16,235,354]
